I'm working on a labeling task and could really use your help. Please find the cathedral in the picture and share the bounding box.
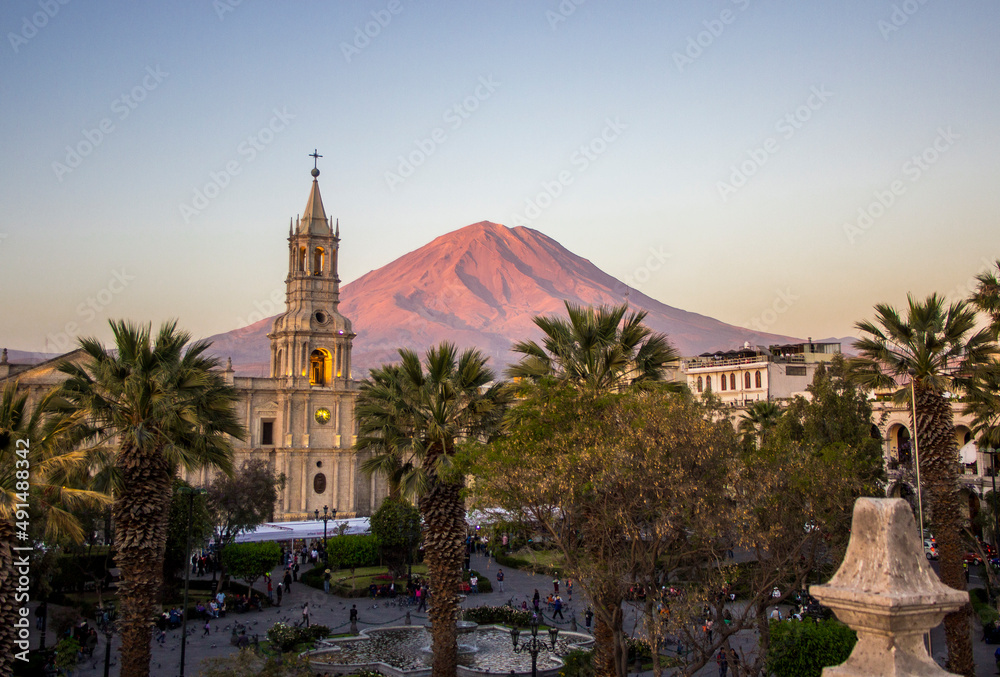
[1,162,387,519]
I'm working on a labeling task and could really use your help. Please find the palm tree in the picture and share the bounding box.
[55,320,244,677]
[356,343,509,677]
[971,259,1000,335]
[849,294,997,676]
[738,401,784,448]
[0,383,110,674]
[508,302,678,391]
[357,364,415,501]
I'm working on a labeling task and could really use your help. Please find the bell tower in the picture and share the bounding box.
[268,151,354,385]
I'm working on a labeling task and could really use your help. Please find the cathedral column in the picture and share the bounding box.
[299,455,307,513]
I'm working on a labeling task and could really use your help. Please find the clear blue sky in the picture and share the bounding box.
[2,0,999,354]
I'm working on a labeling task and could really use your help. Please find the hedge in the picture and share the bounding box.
[766,619,856,677]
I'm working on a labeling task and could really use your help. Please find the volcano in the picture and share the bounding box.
[205,221,800,376]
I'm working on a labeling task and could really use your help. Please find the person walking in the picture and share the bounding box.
[567,579,573,601]
[350,604,358,624]
[532,589,540,612]
[266,574,273,603]
[203,620,211,637]
[716,648,728,677]
[470,574,478,593]
[553,577,559,595]
[584,607,593,632]
[276,582,283,606]
[302,602,310,628]
[552,595,564,620]
[283,568,293,593]
[496,569,504,593]
[324,569,332,594]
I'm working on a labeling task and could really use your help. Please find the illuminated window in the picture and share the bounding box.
[313,247,324,276]
[298,247,306,272]
[310,349,331,385]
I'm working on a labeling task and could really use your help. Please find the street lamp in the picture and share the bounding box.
[178,486,207,677]
[99,604,117,677]
[511,617,559,677]
[315,505,336,567]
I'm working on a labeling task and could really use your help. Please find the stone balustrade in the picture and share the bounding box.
[811,497,969,676]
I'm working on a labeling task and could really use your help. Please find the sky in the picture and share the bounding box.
[2,0,999,355]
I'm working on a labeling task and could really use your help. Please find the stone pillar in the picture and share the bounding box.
[810,497,968,677]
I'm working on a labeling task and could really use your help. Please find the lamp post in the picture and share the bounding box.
[99,604,117,677]
[315,505,336,567]
[178,486,207,677]
[511,617,559,677]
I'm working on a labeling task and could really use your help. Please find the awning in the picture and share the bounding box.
[227,517,371,544]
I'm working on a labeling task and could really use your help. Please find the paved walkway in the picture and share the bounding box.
[30,554,998,676]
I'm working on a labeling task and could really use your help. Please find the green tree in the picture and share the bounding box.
[325,533,380,587]
[849,294,997,676]
[55,320,244,677]
[0,383,109,671]
[369,497,421,579]
[207,457,285,592]
[355,343,510,677]
[508,302,678,392]
[201,647,314,676]
[222,541,282,592]
[164,478,213,588]
[475,385,737,677]
[738,400,784,448]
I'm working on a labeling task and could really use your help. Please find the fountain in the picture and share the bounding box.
[303,621,594,677]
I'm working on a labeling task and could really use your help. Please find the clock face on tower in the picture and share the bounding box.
[315,408,331,424]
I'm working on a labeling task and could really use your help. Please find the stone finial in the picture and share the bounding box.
[225,357,233,372]
[810,498,968,676]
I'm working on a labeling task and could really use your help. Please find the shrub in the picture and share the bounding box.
[465,569,493,593]
[766,619,857,677]
[625,635,652,661]
[559,649,594,677]
[463,605,534,626]
[265,622,330,652]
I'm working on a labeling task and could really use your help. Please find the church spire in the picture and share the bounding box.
[299,150,329,235]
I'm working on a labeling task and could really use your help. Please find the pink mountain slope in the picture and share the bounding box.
[204,221,801,376]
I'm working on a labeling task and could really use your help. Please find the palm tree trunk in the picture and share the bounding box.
[591,591,626,677]
[0,519,19,677]
[420,476,465,677]
[113,445,173,677]
[917,386,974,676]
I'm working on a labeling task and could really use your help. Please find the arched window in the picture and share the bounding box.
[313,247,324,276]
[755,370,761,388]
[298,247,307,272]
[730,373,736,390]
[706,376,712,391]
[309,349,327,385]
[721,373,727,390]
[744,372,751,389]
[697,376,703,393]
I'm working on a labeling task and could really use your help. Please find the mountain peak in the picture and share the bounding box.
[206,221,801,375]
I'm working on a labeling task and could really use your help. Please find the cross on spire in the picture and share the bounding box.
[309,149,323,178]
